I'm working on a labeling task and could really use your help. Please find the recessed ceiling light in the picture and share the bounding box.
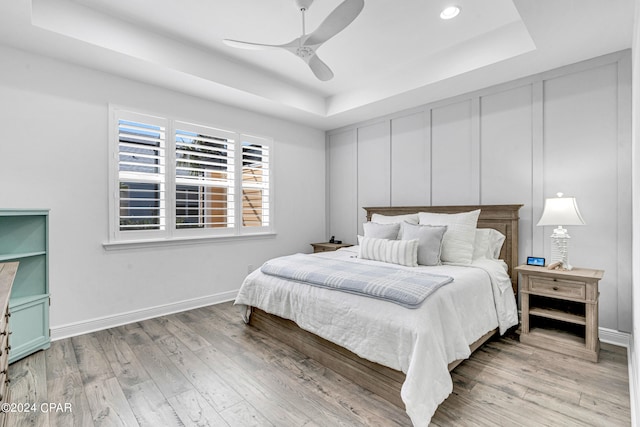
[440,6,461,20]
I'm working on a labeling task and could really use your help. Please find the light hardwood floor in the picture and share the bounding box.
[4,302,631,426]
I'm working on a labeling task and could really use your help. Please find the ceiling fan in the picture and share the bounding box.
[223,0,365,81]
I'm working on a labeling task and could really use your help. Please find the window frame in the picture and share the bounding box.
[107,107,274,246]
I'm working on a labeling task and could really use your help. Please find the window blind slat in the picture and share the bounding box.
[175,150,230,164]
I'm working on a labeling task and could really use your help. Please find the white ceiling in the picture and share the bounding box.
[0,0,634,130]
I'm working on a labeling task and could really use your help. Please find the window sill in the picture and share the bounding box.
[102,232,277,251]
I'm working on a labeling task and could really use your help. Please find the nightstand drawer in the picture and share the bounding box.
[529,276,586,300]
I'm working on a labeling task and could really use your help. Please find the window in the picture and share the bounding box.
[109,108,273,243]
[117,113,166,232]
[174,123,236,230]
[241,137,270,228]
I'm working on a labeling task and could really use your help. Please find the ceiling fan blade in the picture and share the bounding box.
[305,0,364,46]
[308,54,334,81]
[223,39,283,51]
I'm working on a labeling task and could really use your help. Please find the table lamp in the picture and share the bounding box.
[536,193,586,270]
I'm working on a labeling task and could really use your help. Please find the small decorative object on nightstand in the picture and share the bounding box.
[310,242,352,253]
[516,264,603,362]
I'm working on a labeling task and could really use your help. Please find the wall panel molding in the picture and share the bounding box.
[531,81,545,259]
[327,51,631,333]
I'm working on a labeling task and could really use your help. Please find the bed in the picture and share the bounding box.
[234,204,521,426]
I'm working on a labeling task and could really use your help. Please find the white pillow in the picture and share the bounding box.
[371,213,419,224]
[473,228,506,260]
[401,222,447,266]
[418,209,481,265]
[363,222,400,240]
[371,213,419,238]
[359,236,418,267]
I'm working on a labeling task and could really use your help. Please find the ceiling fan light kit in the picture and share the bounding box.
[223,0,365,81]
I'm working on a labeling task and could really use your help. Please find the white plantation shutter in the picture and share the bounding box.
[175,123,236,230]
[241,135,271,229]
[117,113,166,232]
[109,107,274,242]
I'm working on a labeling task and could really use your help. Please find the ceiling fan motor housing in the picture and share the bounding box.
[296,46,315,58]
[295,0,314,11]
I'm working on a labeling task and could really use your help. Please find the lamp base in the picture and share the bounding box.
[550,226,572,270]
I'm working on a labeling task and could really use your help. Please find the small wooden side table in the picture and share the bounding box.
[516,264,603,362]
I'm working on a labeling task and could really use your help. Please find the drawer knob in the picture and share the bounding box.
[553,286,559,291]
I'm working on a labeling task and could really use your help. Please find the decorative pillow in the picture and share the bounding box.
[371,213,419,224]
[363,221,401,240]
[418,209,481,265]
[359,236,418,267]
[371,213,419,239]
[401,222,447,266]
[473,228,506,260]
[489,229,506,258]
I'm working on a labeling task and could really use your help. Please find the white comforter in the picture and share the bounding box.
[234,247,518,426]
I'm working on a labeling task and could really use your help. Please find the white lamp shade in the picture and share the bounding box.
[537,195,586,226]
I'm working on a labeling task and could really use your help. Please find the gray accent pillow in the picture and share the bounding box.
[363,222,401,240]
[370,213,419,238]
[401,222,447,266]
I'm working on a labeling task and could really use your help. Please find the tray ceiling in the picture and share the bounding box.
[0,0,633,129]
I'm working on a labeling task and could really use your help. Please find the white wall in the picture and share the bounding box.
[327,51,632,334]
[630,0,640,423]
[0,45,326,338]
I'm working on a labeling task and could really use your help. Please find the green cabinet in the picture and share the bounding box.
[0,210,50,362]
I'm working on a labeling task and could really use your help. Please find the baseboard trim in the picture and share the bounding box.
[599,327,631,348]
[599,327,636,425]
[50,290,238,341]
[629,334,638,427]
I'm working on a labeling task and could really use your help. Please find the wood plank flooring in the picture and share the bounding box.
[4,302,631,426]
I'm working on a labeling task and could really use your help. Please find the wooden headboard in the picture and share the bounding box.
[364,205,522,295]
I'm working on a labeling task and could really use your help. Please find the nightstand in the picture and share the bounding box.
[516,265,603,362]
[310,242,352,253]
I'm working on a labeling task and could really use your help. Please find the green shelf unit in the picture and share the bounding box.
[0,209,50,363]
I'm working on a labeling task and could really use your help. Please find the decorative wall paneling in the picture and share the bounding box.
[356,122,391,235]
[431,99,478,205]
[390,112,429,207]
[327,129,358,244]
[326,51,632,333]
